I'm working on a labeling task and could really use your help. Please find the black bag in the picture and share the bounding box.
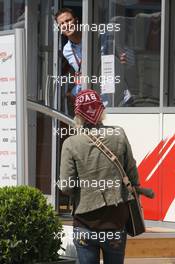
[85,133,146,237]
[125,187,145,236]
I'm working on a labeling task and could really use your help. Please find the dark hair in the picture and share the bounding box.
[55,8,77,22]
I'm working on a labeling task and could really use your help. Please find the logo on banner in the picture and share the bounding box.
[2,138,9,143]
[1,101,8,106]
[0,52,12,64]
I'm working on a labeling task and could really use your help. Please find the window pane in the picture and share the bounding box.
[93,0,161,107]
[167,0,175,106]
[0,0,25,30]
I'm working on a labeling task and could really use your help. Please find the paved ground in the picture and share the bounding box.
[125,258,175,264]
[100,258,175,264]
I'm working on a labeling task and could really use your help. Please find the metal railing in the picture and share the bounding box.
[27,99,75,127]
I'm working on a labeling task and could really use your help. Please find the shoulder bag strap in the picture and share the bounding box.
[85,133,134,194]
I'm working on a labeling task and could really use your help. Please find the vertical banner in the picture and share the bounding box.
[0,34,17,187]
[0,29,27,187]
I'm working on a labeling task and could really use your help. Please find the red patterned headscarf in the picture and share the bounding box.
[74,89,105,125]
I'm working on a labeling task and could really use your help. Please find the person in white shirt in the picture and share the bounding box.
[55,8,82,97]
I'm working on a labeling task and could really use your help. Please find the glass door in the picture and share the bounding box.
[27,0,59,207]
[27,0,83,215]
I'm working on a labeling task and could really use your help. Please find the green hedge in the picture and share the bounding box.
[0,186,63,264]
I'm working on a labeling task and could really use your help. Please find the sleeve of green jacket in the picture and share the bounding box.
[60,138,77,195]
[123,129,140,187]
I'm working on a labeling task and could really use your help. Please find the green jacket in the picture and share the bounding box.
[60,125,139,214]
